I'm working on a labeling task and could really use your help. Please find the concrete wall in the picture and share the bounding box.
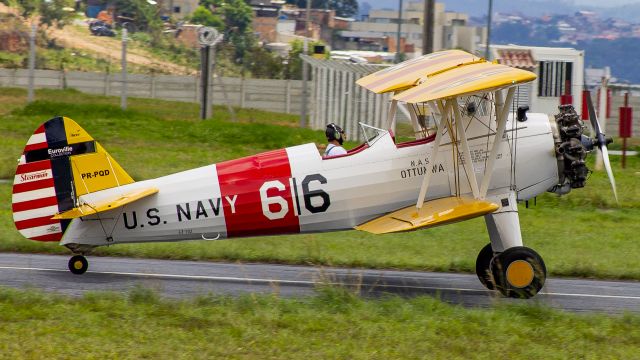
[0,68,306,115]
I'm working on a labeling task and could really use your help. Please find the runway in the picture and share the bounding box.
[0,253,639,313]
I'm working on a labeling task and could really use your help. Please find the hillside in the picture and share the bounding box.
[0,3,197,75]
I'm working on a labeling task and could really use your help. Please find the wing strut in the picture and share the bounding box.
[386,99,398,131]
[416,100,451,208]
[452,99,481,199]
[478,87,516,198]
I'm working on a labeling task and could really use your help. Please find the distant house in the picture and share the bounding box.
[346,1,486,55]
[160,0,198,19]
[491,44,585,115]
[250,0,283,44]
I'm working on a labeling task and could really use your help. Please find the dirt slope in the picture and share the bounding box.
[48,25,195,75]
[0,4,194,75]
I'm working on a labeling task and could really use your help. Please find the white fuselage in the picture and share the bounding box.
[61,113,558,248]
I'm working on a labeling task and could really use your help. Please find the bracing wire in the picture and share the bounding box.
[512,86,520,191]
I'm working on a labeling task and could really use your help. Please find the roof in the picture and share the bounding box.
[496,49,536,69]
[339,30,387,39]
[489,44,584,58]
[333,16,355,22]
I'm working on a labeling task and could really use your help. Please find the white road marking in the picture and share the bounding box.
[1,265,640,300]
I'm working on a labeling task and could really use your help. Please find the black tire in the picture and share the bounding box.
[492,246,546,299]
[475,243,495,290]
[68,255,88,275]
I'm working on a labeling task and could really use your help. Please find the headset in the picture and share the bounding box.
[325,123,345,145]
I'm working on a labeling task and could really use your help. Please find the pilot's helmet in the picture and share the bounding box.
[326,123,345,145]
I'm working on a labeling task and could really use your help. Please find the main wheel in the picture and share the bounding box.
[68,255,88,275]
[475,243,495,290]
[492,246,546,299]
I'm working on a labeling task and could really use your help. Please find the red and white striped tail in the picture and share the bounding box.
[12,125,64,241]
[13,116,135,242]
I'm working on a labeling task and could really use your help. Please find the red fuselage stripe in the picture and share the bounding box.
[11,196,59,213]
[14,216,60,231]
[24,142,49,152]
[217,149,300,238]
[30,233,62,242]
[15,159,52,174]
[12,178,56,194]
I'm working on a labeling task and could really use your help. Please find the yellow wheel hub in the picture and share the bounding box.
[506,260,534,288]
[74,260,84,270]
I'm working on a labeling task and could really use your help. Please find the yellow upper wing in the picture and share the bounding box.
[355,49,481,94]
[392,62,537,104]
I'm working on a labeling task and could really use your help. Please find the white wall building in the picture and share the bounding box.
[490,44,585,116]
[348,1,486,55]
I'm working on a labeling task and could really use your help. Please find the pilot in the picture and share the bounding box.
[324,123,347,156]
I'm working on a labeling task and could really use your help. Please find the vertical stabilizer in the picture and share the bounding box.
[12,116,134,241]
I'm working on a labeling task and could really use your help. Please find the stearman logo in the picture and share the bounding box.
[46,225,60,233]
[48,146,73,157]
[20,171,48,182]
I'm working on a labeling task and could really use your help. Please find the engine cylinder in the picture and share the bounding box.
[548,105,592,194]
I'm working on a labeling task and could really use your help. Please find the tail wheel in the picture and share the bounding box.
[492,246,546,299]
[68,255,88,275]
[475,243,495,290]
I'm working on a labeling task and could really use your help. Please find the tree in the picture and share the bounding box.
[112,0,163,33]
[191,0,255,61]
[287,39,326,80]
[190,5,223,29]
[244,46,284,79]
[3,0,75,28]
[39,0,75,28]
[286,0,358,18]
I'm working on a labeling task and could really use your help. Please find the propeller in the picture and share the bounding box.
[585,91,618,203]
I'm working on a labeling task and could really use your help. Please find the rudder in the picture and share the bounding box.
[12,116,134,241]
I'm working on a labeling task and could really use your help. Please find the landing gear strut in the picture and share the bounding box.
[68,255,88,275]
[475,244,546,299]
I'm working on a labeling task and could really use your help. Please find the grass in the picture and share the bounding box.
[0,286,639,359]
[1,87,640,280]
[0,88,348,179]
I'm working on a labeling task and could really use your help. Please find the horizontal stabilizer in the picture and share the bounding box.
[355,196,499,234]
[52,187,158,220]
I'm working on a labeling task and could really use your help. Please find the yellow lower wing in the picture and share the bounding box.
[355,196,499,234]
[52,187,159,220]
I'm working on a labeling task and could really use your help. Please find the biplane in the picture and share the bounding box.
[11,50,616,298]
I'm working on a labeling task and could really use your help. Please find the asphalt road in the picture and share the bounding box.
[0,253,639,313]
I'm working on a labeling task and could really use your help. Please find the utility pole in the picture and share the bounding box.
[198,27,222,120]
[200,44,212,119]
[300,0,312,127]
[27,22,36,103]
[395,0,404,63]
[120,27,128,110]
[485,0,493,60]
[422,0,434,54]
